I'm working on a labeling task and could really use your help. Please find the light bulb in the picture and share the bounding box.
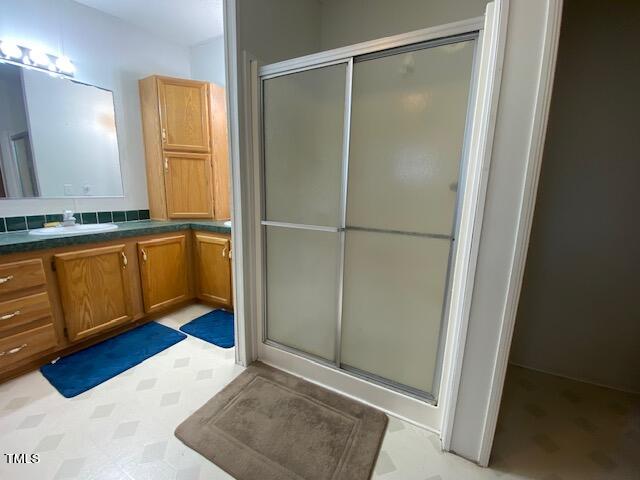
[0,41,22,59]
[29,49,50,67]
[55,56,75,74]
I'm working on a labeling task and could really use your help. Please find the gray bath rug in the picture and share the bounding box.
[175,361,388,480]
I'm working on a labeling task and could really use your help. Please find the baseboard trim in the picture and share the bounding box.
[508,362,640,396]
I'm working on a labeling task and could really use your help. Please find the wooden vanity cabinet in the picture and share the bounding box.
[194,232,232,307]
[139,75,230,221]
[54,245,134,342]
[0,258,57,372]
[0,258,47,295]
[137,234,190,313]
[0,227,231,382]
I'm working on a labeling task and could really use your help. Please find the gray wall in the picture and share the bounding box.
[510,0,640,393]
[238,0,321,64]
[237,0,489,63]
[319,0,488,49]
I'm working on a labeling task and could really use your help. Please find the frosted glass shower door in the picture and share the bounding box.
[340,38,476,396]
[262,62,349,362]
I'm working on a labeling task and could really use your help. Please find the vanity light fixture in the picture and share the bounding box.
[0,41,22,60]
[0,41,75,77]
[28,48,49,67]
[55,56,75,75]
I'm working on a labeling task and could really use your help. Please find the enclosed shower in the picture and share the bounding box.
[255,19,492,413]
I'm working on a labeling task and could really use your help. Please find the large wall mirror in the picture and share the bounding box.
[0,62,123,199]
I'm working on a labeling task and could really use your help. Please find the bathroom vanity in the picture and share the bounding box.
[0,41,234,384]
[0,221,231,382]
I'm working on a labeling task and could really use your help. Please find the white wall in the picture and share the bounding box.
[190,36,226,86]
[0,0,191,216]
[509,0,640,394]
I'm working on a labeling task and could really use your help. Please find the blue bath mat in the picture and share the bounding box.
[180,309,234,348]
[41,322,186,398]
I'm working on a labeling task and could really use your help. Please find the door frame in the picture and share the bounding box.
[237,1,509,434]
[474,0,564,465]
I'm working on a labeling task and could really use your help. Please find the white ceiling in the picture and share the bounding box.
[74,0,224,47]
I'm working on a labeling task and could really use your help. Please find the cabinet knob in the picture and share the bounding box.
[0,310,21,321]
[141,249,148,262]
[121,251,128,268]
[222,246,228,258]
[0,275,14,285]
[161,128,167,143]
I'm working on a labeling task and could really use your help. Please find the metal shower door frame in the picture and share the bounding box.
[252,7,505,433]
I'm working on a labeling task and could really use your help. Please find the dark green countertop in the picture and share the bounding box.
[0,220,231,255]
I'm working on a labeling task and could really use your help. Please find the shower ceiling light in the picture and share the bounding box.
[0,40,75,77]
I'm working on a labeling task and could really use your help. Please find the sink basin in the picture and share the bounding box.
[224,220,231,227]
[29,224,119,236]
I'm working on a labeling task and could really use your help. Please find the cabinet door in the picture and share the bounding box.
[164,152,213,218]
[194,233,232,307]
[158,77,210,152]
[138,235,189,313]
[55,245,133,342]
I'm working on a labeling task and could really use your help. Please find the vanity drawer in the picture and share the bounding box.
[0,324,57,369]
[0,259,47,297]
[0,292,53,335]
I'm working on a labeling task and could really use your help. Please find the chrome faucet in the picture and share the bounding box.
[62,210,76,226]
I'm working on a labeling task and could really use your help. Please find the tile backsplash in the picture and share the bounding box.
[0,209,150,233]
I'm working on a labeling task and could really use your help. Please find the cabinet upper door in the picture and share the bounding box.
[138,235,189,313]
[158,77,210,153]
[194,233,232,306]
[164,152,213,218]
[55,245,133,342]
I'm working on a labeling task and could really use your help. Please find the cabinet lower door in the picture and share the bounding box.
[55,245,133,342]
[194,233,232,306]
[164,152,213,219]
[138,235,189,313]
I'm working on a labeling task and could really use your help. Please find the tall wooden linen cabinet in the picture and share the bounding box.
[139,76,230,220]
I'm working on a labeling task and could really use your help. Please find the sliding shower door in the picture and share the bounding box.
[262,62,350,363]
[340,39,476,397]
[261,34,477,401]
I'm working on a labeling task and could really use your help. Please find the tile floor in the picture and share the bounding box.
[489,365,640,480]
[0,305,638,479]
